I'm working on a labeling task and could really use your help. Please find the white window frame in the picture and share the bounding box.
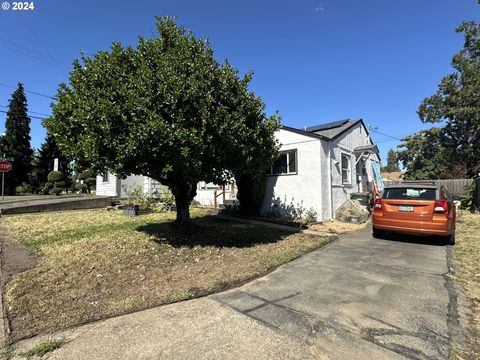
[341,153,351,185]
[267,149,298,176]
[198,182,231,191]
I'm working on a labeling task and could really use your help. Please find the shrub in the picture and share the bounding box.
[75,183,87,191]
[460,182,477,212]
[78,170,94,180]
[54,181,66,188]
[47,171,65,195]
[304,207,318,224]
[50,187,63,195]
[47,171,64,182]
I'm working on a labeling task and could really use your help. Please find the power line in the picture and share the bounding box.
[0,110,47,120]
[0,82,57,100]
[0,105,51,117]
[0,37,61,68]
[18,12,65,73]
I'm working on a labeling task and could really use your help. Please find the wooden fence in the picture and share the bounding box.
[383,179,474,199]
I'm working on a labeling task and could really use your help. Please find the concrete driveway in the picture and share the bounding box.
[13,227,463,360]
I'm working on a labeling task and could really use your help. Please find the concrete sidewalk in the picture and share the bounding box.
[11,227,466,359]
[12,297,321,360]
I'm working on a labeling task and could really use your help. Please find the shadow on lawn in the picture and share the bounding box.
[136,215,296,248]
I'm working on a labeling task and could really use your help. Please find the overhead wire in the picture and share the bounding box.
[0,82,57,100]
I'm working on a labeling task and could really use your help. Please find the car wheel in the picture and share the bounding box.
[446,232,456,246]
[372,228,385,239]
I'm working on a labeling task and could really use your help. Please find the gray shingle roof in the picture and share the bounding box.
[306,119,362,140]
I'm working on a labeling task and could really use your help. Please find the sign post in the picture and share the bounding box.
[0,161,13,201]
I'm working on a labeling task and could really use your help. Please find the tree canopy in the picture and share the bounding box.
[0,83,33,195]
[45,17,279,227]
[414,21,480,178]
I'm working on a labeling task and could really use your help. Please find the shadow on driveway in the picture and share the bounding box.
[374,231,448,247]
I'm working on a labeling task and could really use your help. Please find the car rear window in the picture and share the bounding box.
[382,188,436,200]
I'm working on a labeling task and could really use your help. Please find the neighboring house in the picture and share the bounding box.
[96,118,381,222]
[95,173,162,197]
[261,119,381,221]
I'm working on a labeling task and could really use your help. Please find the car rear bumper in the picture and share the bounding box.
[372,216,452,236]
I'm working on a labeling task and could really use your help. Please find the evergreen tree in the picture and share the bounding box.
[382,149,400,172]
[0,83,33,195]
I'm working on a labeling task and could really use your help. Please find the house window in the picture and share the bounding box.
[341,153,351,184]
[102,172,109,182]
[267,149,297,175]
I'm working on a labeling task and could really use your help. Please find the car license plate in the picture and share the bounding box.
[399,205,414,212]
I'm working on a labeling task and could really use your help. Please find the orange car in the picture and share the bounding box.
[372,182,456,245]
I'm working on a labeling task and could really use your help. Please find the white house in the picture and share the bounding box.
[261,119,381,221]
[96,118,381,221]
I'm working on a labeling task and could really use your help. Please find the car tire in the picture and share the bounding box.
[446,232,456,246]
[372,228,385,239]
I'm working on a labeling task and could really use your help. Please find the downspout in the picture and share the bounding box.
[328,141,334,220]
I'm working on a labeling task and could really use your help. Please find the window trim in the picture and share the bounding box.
[267,149,298,176]
[341,152,352,185]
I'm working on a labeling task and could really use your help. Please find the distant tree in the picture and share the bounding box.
[0,84,33,195]
[45,17,279,229]
[397,128,467,180]
[418,21,480,177]
[35,132,72,193]
[382,149,400,172]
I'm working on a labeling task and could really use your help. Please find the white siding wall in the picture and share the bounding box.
[326,123,380,219]
[261,129,323,221]
[95,173,120,197]
[95,173,145,197]
[120,175,145,197]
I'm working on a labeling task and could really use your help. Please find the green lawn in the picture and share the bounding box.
[2,208,333,340]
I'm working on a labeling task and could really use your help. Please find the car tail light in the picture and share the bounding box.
[373,198,383,212]
[434,200,448,214]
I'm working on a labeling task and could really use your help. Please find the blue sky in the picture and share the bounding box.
[0,0,478,163]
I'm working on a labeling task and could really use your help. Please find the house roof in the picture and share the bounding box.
[306,119,363,140]
[280,118,373,145]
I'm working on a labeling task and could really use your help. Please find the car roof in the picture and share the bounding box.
[384,182,439,190]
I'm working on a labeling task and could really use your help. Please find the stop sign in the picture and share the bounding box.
[0,161,12,173]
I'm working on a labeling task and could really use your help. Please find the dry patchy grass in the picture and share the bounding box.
[2,208,333,340]
[309,219,369,234]
[454,211,480,358]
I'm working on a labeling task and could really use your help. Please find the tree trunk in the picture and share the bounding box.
[171,178,197,231]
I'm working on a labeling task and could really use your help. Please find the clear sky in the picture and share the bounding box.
[0,0,479,163]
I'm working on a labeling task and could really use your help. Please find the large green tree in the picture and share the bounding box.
[1,84,33,195]
[417,21,480,177]
[45,17,279,228]
[397,128,464,180]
